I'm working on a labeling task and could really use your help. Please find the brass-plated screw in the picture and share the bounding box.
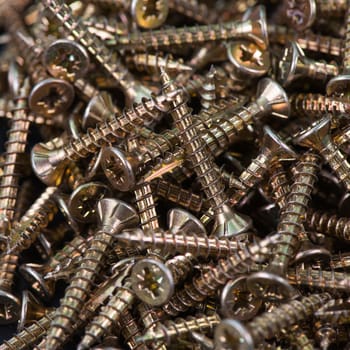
[30,92,170,186]
[278,41,339,87]
[137,313,220,344]
[229,126,296,205]
[267,161,290,210]
[294,116,350,191]
[117,228,248,259]
[107,7,268,51]
[131,0,169,29]
[161,69,250,238]
[43,0,151,104]
[44,199,139,350]
[247,152,320,302]
[214,293,331,350]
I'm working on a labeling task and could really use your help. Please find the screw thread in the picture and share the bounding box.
[344,8,350,67]
[0,79,31,226]
[290,93,350,118]
[162,235,276,315]
[320,141,350,190]
[0,253,19,291]
[289,266,350,293]
[135,182,160,232]
[9,187,58,252]
[166,254,195,285]
[151,179,206,213]
[305,208,350,241]
[249,293,331,343]
[79,282,134,349]
[84,15,129,37]
[199,67,216,110]
[120,310,150,350]
[140,314,220,344]
[268,162,290,209]
[46,229,115,349]
[315,298,350,324]
[162,74,227,213]
[64,94,169,161]
[112,20,258,51]
[117,229,243,259]
[268,152,320,273]
[289,325,314,350]
[308,60,339,82]
[334,124,350,146]
[73,79,100,101]
[268,24,342,57]
[138,303,166,350]
[0,312,53,350]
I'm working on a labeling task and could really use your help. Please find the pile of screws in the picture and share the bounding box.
[3,0,350,349]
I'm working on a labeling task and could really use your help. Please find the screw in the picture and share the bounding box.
[107,6,268,51]
[229,125,296,205]
[30,92,170,186]
[294,116,350,191]
[199,66,217,111]
[78,279,135,350]
[137,313,220,344]
[287,324,314,350]
[117,227,249,259]
[268,24,342,57]
[161,69,251,238]
[160,233,277,316]
[44,199,139,350]
[19,235,88,301]
[43,0,152,104]
[287,266,350,294]
[214,293,331,350]
[131,0,169,29]
[315,298,350,325]
[278,41,339,87]
[125,53,193,74]
[315,0,347,18]
[247,152,321,302]
[267,161,290,210]
[290,93,350,120]
[119,310,150,350]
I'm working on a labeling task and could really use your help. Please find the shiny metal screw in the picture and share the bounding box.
[44,199,139,350]
[294,116,350,191]
[131,0,169,29]
[247,152,320,302]
[214,293,331,350]
[278,41,339,87]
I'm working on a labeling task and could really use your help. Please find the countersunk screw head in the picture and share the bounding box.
[255,78,290,119]
[168,208,206,236]
[214,318,254,350]
[43,39,90,82]
[28,78,75,116]
[283,0,316,32]
[0,289,20,325]
[327,74,350,97]
[131,0,169,29]
[220,276,262,321]
[131,258,174,306]
[68,182,112,223]
[101,146,138,192]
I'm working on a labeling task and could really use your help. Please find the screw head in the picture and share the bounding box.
[31,138,69,186]
[168,208,206,236]
[293,116,331,150]
[82,92,116,130]
[214,319,254,350]
[227,41,270,80]
[96,198,139,233]
[28,78,75,116]
[131,258,174,306]
[19,264,55,301]
[246,271,298,302]
[283,0,316,32]
[43,39,90,82]
[101,146,138,192]
[68,182,112,223]
[326,75,350,97]
[220,276,262,321]
[292,247,331,266]
[255,78,290,119]
[131,0,169,29]
[0,290,20,325]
